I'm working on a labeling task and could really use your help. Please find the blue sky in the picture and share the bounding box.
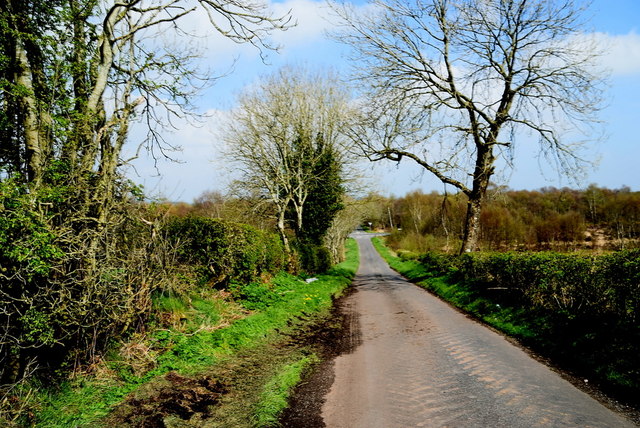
[126,0,640,201]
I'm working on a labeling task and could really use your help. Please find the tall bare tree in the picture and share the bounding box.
[223,67,353,260]
[0,0,290,383]
[334,0,606,253]
[2,0,290,219]
[324,197,368,262]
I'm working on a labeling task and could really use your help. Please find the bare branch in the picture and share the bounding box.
[332,0,606,252]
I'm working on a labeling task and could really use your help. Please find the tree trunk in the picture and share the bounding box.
[14,38,43,186]
[276,207,292,263]
[460,143,494,254]
[460,196,483,253]
[294,202,304,236]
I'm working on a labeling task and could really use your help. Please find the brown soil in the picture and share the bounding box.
[100,307,352,427]
[104,372,226,427]
[279,292,360,427]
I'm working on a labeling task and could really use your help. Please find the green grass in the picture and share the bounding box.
[371,237,432,282]
[154,294,188,313]
[253,354,319,427]
[32,239,359,427]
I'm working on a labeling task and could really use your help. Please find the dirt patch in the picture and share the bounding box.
[101,297,357,428]
[278,290,361,358]
[279,288,361,428]
[104,372,226,427]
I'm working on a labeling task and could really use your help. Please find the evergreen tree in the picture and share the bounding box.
[298,134,344,245]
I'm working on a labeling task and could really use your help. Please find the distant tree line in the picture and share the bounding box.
[363,185,640,253]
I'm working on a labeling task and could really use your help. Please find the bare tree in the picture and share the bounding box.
[3,0,290,203]
[223,66,353,260]
[324,197,367,263]
[333,0,606,253]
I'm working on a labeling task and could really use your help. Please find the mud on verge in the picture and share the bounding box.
[100,299,357,428]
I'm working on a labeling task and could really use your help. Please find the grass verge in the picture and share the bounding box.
[373,237,547,340]
[253,354,319,427]
[29,239,359,427]
[373,238,539,342]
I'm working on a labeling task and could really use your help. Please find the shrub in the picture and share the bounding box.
[453,251,640,320]
[595,250,640,323]
[459,250,640,393]
[293,239,333,274]
[230,282,283,311]
[408,248,640,326]
[164,216,285,288]
[418,252,458,276]
[0,177,157,385]
[387,230,456,254]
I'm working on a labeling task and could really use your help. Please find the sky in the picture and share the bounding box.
[124,0,640,202]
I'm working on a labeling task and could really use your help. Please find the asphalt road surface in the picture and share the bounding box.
[300,233,636,427]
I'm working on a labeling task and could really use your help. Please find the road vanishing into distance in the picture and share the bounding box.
[283,232,637,428]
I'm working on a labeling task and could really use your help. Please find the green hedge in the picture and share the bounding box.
[0,177,154,385]
[454,250,640,323]
[294,238,333,274]
[164,217,286,288]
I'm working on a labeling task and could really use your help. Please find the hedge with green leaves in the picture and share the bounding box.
[164,216,286,288]
[451,250,640,323]
[393,245,640,393]
[0,176,156,385]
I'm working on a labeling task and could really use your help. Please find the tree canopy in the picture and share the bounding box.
[334,0,606,253]
[223,67,353,266]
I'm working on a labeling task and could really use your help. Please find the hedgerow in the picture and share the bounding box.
[452,250,640,323]
[0,192,286,423]
[163,216,286,288]
[0,176,158,388]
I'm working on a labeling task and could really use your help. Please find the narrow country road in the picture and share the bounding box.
[284,233,637,428]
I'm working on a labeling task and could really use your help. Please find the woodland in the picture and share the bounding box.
[370,185,640,253]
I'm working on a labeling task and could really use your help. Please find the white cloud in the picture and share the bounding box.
[123,110,235,201]
[595,31,640,75]
[172,0,340,56]
[146,0,345,78]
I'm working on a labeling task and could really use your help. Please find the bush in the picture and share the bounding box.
[395,248,640,323]
[380,238,640,396]
[447,249,640,393]
[230,282,283,311]
[418,252,458,276]
[164,216,285,288]
[455,250,640,322]
[0,177,157,385]
[387,230,457,254]
[595,250,640,322]
[294,239,333,274]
